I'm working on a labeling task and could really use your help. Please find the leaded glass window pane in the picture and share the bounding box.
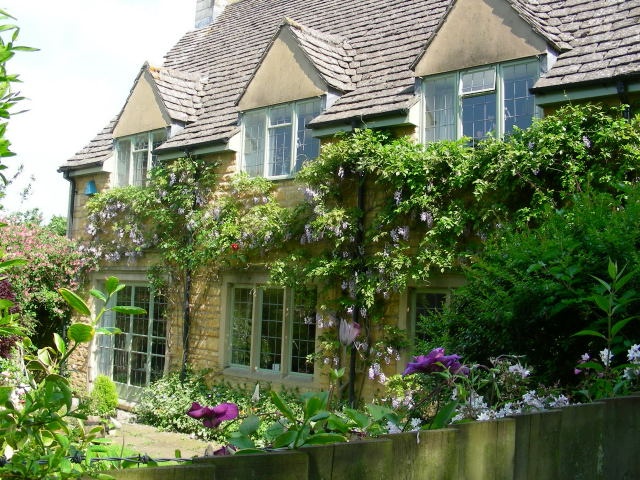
[291,289,316,374]
[243,112,265,177]
[259,288,284,370]
[462,92,497,144]
[268,106,293,177]
[231,287,253,366]
[296,99,322,171]
[503,61,537,134]
[460,67,496,95]
[424,75,456,142]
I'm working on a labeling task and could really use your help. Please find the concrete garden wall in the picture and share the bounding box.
[105,395,640,480]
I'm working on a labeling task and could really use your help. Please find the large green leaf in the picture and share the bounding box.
[111,306,146,315]
[611,317,635,338]
[104,277,124,295]
[273,430,297,449]
[270,390,297,422]
[68,323,95,343]
[0,385,13,404]
[90,289,108,302]
[429,399,458,430]
[572,329,606,340]
[58,288,91,316]
[0,258,27,270]
[95,327,122,335]
[229,431,256,449]
[239,414,260,435]
[304,392,328,419]
[53,333,66,355]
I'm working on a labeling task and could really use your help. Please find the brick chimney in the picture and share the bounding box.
[195,0,231,28]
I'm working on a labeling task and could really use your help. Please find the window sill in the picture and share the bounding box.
[223,366,315,386]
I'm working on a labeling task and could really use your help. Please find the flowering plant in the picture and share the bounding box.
[573,260,639,400]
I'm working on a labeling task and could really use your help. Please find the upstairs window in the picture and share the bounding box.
[423,59,539,145]
[242,98,323,179]
[115,130,167,187]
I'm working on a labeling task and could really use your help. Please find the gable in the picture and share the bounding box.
[238,26,327,111]
[414,0,548,78]
[113,70,170,138]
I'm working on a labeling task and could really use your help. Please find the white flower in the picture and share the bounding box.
[627,344,640,364]
[600,348,613,367]
[476,411,492,422]
[508,363,531,379]
[386,421,401,434]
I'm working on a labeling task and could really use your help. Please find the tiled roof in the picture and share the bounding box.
[149,66,206,123]
[62,0,640,170]
[284,19,356,93]
[62,118,116,170]
[533,0,640,91]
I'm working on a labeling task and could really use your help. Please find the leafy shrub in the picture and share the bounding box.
[424,188,640,384]
[135,368,302,443]
[89,374,119,417]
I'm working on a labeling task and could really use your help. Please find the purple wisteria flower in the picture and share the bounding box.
[339,319,361,346]
[187,402,239,428]
[403,347,469,376]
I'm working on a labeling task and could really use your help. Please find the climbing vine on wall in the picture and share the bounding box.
[269,104,640,398]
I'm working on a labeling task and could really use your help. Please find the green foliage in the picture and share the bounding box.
[88,375,119,418]
[0,8,37,184]
[427,187,640,384]
[230,390,347,450]
[573,261,640,400]
[268,103,640,400]
[0,276,141,479]
[86,160,291,275]
[0,219,97,346]
[134,370,302,444]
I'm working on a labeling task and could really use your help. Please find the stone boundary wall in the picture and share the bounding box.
[104,395,640,480]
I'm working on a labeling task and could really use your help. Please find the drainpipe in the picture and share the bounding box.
[62,170,75,238]
[349,172,366,407]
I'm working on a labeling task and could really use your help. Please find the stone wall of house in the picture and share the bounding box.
[69,173,110,241]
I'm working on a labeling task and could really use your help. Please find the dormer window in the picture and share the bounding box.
[423,59,539,145]
[115,130,167,187]
[242,98,323,179]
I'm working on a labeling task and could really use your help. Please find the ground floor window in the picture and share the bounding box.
[228,285,316,376]
[410,289,449,345]
[95,284,167,388]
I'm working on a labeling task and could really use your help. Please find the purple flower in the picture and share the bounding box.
[339,319,361,346]
[187,402,239,428]
[403,347,468,376]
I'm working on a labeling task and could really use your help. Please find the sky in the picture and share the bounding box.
[1,1,195,221]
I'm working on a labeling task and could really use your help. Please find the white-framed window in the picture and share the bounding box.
[115,130,167,187]
[423,58,540,145]
[409,288,450,344]
[95,284,167,390]
[242,98,323,179]
[228,284,316,377]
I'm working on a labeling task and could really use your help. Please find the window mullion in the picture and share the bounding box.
[496,65,504,138]
[250,287,262,372]
[281,288,291,376]
[290,104,297,175]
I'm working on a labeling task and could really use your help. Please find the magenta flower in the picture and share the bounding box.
[187,402,239,428]
[339,319,361,346]
[403,347,468,376]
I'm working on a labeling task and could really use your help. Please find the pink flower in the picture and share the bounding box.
[186,402,239,428]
